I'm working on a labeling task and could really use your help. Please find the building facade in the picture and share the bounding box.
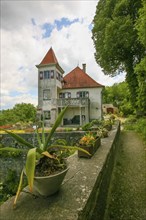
[36,47,104,126]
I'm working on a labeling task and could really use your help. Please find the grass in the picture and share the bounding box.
[104,131,146,220]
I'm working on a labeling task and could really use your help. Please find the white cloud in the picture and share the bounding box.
[1,0,125,110]
[1,93,37,109]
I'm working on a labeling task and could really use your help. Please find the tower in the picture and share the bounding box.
[36,47,64,125]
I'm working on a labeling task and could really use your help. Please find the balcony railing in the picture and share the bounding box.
[56,98,89,107]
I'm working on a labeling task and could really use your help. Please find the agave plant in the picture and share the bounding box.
[0,106,90,206]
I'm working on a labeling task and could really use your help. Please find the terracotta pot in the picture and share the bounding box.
[33,165,69,196]
[78,137,101,158]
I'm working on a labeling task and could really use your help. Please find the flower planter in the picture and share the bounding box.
[33,165,69,196]
[78,137,101,158]
[104,124,112,131]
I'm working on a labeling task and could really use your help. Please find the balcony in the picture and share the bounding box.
[56,98,89,107]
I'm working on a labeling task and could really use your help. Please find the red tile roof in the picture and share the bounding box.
[63,66,104,89]
[39,47,59,65]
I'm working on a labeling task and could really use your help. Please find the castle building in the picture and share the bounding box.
[36,47,104,126]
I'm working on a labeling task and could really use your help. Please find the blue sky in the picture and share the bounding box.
[41,17,80,38]
[1,1,125,110]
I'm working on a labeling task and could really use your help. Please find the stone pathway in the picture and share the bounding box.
[104,131,146,220]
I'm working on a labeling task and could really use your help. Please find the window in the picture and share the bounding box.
[77,91,89,98]
[56,72,59,80]
[68,92,71,98]
[44,71,50,79]
[44,111,51,120]
[59,93,63,98]
[64,93,68,98]
[57,72,63,82]
[39,71,43,80]
[59,92,71,98]
[60,75,63,82]
[58,73,61,81]
[43,89,51,100]
[50,70,54,79]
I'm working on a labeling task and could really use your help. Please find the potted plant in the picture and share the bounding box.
[96,127,109,138]
[78,132,101,158]
[103,119,113,131]
[0,106,90,207]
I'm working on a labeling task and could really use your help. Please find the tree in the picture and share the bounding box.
[103,81,134,116]
[92,0,145,113]
[13,103,37,122]
[0,109,17,126]
[0,103,37,126]
[135,0,146,48]
[135,0,146,115]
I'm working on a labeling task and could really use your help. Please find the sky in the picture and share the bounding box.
[1,0,126,110]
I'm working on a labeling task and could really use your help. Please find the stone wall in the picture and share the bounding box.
[78,122,120,219]
[1,131,85,148]
[0,131,84,182]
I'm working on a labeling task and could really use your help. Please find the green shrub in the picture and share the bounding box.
[82,122,92,131]
[82,119,103,131]
[134,118,146,141]
[124,117,146,141]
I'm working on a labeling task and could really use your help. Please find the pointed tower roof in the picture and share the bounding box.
[39,47,58,65]
[63,66,104,89]
[36,47,64,73]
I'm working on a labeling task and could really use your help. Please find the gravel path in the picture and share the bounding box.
[104,131,146,220]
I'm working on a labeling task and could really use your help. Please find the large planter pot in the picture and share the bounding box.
[78,137,101,158]
[33,166,69,196]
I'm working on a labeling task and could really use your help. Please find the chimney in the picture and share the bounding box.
[82,63,86,73]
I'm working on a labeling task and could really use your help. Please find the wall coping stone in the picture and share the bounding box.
[0,122,120,220]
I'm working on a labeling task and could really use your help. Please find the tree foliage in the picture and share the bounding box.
[0,103,37,126]
[135,0,146,115]
[103,81,134,116]
[92,0,145,114]
[135,0,146,47]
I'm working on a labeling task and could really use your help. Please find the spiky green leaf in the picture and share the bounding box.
[41,120,46,147]
[0,147,27,153]
[35,126,42,148]
[3,130,34,149]
[48,145,91,156]
[44,106,68,150]
[13,169,24,208]
[25,148,36,192]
